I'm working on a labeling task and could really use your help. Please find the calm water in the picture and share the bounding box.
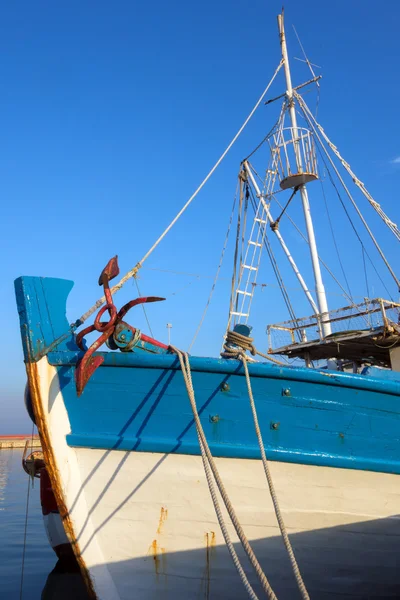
[0,449,88,599]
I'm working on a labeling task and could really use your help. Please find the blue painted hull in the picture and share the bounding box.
[44,349,400,474]
[15,275,400,473]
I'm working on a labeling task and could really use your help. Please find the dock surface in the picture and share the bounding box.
[0,435,41,449]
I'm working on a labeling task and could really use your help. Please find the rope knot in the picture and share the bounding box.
[221,329,256,359]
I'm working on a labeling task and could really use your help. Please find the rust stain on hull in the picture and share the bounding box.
[150,508,168,580]
[161,546,167,579]
[26,361,97,599]
[150,539,161,575]
[157,506,168,534]
[204,531,216,599]
[148,539,167,578]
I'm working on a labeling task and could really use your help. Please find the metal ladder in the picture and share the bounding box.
[230,156,280,327]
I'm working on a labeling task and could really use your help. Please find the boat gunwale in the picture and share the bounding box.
[46,350,400,397]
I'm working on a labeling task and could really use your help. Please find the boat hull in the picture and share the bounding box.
[77,448,400,599]
[15,276,400,598]
[30,356,400,599]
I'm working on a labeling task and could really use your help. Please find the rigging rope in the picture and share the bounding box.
[362,247,371,300]
[295,92,400,291]
[242,101,287,163]
[188,183,239,352]
[292,25,320,118]
[271,193,371,324]
[319,177,353,301]
[172,345,309,599]
[296,106,395,301]
[71,61,284,332]
[133,277,155,338]
[146,267,366,299]
[300,97,400,243]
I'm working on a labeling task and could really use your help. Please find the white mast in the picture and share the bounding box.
[277,12,331,337]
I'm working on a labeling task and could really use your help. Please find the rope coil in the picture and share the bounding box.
[222,329,257,357]
[222,330,286,365]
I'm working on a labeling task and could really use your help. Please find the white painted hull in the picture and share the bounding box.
[33,358,400,599]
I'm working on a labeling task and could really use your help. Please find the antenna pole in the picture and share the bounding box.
[277,11,331,337]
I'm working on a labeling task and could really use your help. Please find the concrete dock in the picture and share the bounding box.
[0,435,41,449]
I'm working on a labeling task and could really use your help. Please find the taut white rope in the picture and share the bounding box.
[74,61,284,329]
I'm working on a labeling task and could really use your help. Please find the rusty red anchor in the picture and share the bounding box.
[75,256,167,396]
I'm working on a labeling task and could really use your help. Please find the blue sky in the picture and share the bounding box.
[1,0,399,433]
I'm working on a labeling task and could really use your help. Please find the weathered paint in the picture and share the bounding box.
[66,444,400,599]
[26,357,120,600]
[14,276,77,362]
[25,361,97,599]
[21,355,400,599]
[14,275,400,477]
[204,531,216,599]
[50,353,400,474]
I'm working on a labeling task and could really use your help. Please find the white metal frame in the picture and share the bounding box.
[278,12,331,337]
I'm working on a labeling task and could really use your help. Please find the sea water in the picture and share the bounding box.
[0,449,88,599]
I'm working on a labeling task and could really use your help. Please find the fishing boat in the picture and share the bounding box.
[16,11,400,600]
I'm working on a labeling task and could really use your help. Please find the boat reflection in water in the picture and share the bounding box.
[41,558,90,600]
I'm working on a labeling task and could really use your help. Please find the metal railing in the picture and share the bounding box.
[269,126,318,182]
[267,298,400,353]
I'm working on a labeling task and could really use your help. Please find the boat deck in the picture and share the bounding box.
[271,327,400,365]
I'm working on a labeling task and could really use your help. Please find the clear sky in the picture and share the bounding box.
[1,0,399,433]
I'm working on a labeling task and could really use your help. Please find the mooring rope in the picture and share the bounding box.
[171,346,278,599]
[222,329,286,365]
[240,356,310,600]
[172,343,310,599]
[222,333,309,598]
